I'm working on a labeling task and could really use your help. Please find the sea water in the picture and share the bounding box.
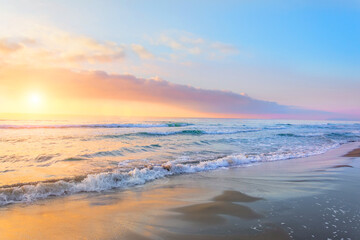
[0,118,359,205]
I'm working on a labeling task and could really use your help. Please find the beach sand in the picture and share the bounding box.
[0,142,360,239]
[343,147,360,157]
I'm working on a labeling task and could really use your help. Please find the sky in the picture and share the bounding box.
[0,0,359,119]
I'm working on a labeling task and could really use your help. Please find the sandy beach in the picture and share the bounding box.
[1,1,359,239]
[0,142,359,240]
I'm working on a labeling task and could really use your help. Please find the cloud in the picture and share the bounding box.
[131,44,154,59]
[158,34,184,50]
[0,22,240,72]
[154,31,239,59]
[0,66,335,119]
[211,42,239,55]
[57,36,125,64]
[0,37,36,54]
[0,26,126,67]
[0,38,22,53]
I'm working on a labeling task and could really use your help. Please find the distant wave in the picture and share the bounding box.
[277,133,299,137]
[102,129,261,138]
[0,141,339,206]
[80,144,162,158]
[277,132,360,139]
[0,122,193,129]
[263,126,287,130]
[139,129,206,136]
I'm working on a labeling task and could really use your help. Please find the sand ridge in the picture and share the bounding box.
[343,147,360,157]
[173,190,263,224]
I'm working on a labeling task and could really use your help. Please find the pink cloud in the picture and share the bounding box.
[2,66,343,119]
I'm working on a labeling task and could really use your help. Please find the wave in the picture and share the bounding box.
[277,133,300,137]
[272,123,360,130]
[80,144,162,158]
[263,126,287,130]
[325,132,356,138]
[139,129,206,136]
[102,129,261,138]
[0,142,339,206]
[276,133,323,137]
[0,122,193,129]
[277,132,360,139]
[141,129,261,136]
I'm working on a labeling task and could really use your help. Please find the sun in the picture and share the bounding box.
[28,92,42,107]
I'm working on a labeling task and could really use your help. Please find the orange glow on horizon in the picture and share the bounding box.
[0,65,257,119]
[0,65,316,120]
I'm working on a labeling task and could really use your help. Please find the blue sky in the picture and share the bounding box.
[0,0,359,118]
[6,0,359,70]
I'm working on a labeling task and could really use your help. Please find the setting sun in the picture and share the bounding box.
[27,92,43,108]
[29,93,41,104]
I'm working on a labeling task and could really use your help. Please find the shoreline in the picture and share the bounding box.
[0,142,360,239]
[1,141,358,206]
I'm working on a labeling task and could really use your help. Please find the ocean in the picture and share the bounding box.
[0,118,359,206]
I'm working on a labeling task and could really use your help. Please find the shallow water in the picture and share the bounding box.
[0,118,359,205]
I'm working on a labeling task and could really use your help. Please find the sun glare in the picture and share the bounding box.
[28,93,42,107]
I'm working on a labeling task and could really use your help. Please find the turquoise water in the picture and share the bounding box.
[0,118,359,205]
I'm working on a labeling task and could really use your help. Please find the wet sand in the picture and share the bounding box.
[343,147,360,157]
[0,142,360,239]
[173,192,263,224]
[173,190,264,225]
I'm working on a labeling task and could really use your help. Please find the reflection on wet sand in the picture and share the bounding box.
[123,227,290,240]
[163,191,291,240]
[0,188,195,240]
[0,186,289,240]
[140,227,290,240]
[173,190,263,224]
[121,191,289,240]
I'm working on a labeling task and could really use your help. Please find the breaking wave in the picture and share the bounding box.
[102,129,261,138]
[0,142,339,206]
